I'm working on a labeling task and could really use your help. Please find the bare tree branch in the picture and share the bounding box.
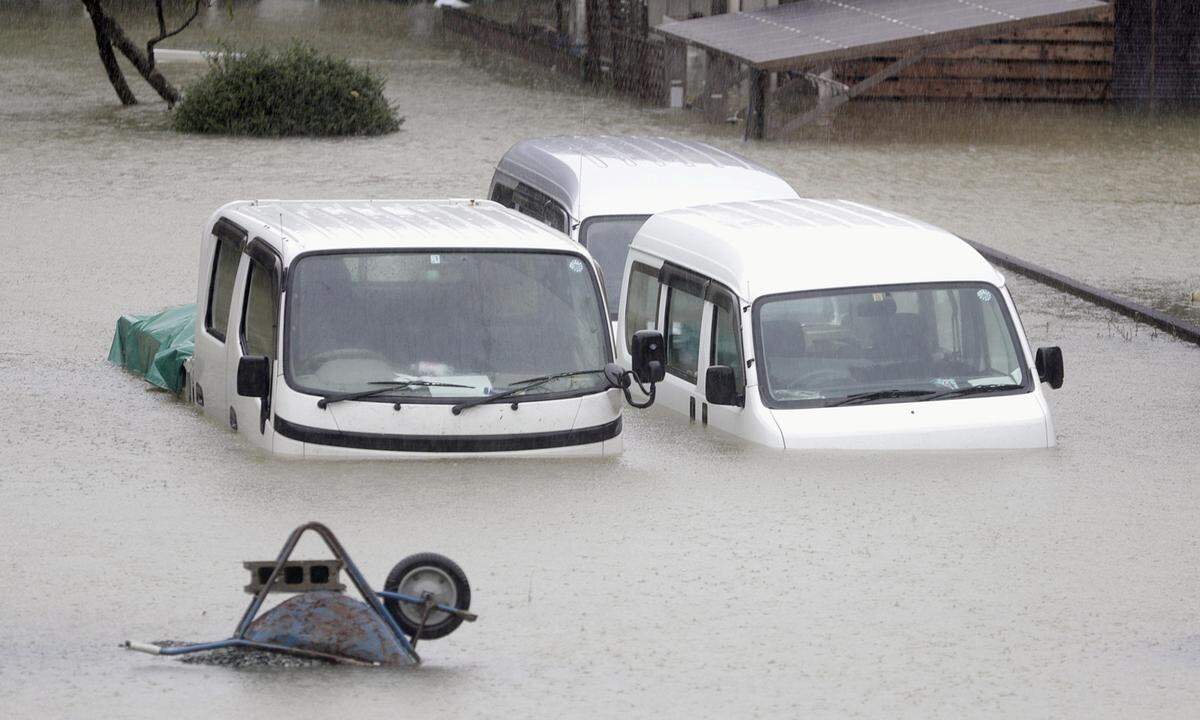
[147,1,206,71]
[155,0,166,37]
[81,0,225,108]
[81,0,182,105]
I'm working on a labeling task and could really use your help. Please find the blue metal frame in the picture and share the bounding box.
[376,590,477,620]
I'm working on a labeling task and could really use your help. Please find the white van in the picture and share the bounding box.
[190,199,664,458]
[616,199,1065,450]
[488,136,799,315]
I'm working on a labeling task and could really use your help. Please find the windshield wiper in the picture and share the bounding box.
[451,369,606,415]
[923,383,1023,401]
[317,379,473,409]
[828,389,936,407]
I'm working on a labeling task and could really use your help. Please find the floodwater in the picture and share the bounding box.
[1,1,1198,718]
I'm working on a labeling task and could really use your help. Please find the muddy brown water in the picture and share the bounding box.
[1,2,1198,718]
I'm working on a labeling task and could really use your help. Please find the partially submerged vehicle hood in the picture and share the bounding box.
[770,392,1054,450]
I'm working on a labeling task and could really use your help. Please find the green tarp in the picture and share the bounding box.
[108,304,196,393]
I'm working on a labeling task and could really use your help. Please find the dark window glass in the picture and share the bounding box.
[491,182,515,208]
[205,236,241,340]
[665,285,704,383]
[241,260,279,360]
[513,184,569,233]
[286,251,610,401]
[624,263,661,353]
[711,299,745,392]
[755,283,1028,408]
[581,215,650,312]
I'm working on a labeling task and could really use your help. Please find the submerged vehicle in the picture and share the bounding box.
[167,199,663,458]
[488,135,799,315]
[616,198,1065,450]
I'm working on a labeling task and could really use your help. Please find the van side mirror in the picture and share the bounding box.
[630,330,666,384]
[705,365,739,406]
[237,355,271,398]
[1035,346,1064,389]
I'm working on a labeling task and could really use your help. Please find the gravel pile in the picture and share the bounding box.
[154,641,333,668]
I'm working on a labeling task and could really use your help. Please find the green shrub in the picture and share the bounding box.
[172,44,403,137]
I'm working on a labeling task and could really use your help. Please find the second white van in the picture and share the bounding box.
[488,136,799,315]
[616,199,1064,450]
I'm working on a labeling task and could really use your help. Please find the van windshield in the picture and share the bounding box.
[754,283,1029,408]
[580,215,650,315]
[286,251,611,401]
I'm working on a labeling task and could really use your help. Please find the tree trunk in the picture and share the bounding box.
[81,0,182,106]
[85,1,136,105]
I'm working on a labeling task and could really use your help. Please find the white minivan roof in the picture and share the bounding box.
[215,199,582,264]
[494,136,799,221]
[631,198,1004,300]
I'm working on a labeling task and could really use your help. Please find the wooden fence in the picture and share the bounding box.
[833,7,1116,102]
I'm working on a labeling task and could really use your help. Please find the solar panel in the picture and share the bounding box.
[658,0,1111,70]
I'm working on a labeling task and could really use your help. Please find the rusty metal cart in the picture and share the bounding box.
[123,521,476,665]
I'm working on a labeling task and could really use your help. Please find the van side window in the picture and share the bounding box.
[664,284,704,383]
[241,258,279,360]
[710,292,745,392]
[625,262,660,352]
[514,183,569,234]
[543,204,569,234]
[205,235,241,341]
[490,182,515,208]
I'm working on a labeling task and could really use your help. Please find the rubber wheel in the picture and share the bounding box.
[383,553,471,640]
